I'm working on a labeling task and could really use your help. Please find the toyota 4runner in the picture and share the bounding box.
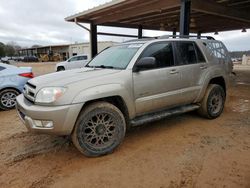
[16,36,233,157]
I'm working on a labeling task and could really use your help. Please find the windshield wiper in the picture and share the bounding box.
[89,65,115,69]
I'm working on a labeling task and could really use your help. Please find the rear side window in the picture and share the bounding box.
[0,66,6,71]
[175,42,206,65]
[175,42,197,65]
[139,42,174,68]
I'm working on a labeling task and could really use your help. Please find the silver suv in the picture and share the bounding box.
[16,36,233,157]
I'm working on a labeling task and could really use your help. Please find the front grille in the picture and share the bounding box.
[23,83,36,103]
[26,82,36,89]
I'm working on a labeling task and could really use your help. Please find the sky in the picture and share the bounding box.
[0,0,249,51]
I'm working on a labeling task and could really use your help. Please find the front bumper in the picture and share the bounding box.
[16,94,83,135]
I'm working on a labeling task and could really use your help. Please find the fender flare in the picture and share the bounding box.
[72,84,136,118]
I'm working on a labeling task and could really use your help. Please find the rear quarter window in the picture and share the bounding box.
[204,41,230,62]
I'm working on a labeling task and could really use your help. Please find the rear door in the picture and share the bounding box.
[174,41,207,104]
[133,42,183,115]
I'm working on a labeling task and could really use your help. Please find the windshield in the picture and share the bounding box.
[87,43,143,69]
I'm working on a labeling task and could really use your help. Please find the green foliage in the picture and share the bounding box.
[4,44,15,56]
[0,42,5,57]
[0,41,21,57]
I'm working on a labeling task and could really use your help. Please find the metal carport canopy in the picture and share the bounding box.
[65,0,250,57]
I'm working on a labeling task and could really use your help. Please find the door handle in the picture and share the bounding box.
[170,69,179,74]
[200,65,207,70]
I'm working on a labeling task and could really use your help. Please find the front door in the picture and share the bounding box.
[133,42,183,116]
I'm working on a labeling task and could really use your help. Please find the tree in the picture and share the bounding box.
[0,42,5,57]
[4,44,15,57]
[32,44,42,48]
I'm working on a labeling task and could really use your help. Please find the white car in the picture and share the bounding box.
[56,54,89,71]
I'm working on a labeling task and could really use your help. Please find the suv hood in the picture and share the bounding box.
[29,68,121,87]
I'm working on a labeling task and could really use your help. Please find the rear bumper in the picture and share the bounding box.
[16,94,83,135]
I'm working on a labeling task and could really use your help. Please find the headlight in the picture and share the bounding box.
[35,87,66,104]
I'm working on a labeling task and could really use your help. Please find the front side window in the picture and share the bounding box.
[68,56,78,62]
[175,42,197,65]
[87,44,142,69]
[77,56,88,60]
[139,42,174,69]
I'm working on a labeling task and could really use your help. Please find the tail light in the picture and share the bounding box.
[19,72,34,78]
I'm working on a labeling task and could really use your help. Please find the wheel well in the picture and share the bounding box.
[57,66,65,70]
[209,77,226,93]
[83,96,130,127]
[0,87,21,94]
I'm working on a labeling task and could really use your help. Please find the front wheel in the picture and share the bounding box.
[198,84,226,119]
[72,102,126,157]
[57,66,65,72]
[0,89,19,110]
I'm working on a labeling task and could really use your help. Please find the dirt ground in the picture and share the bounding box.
[0,62,249,188]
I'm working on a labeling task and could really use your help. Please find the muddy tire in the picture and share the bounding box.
[0,89,19,110]
[72,102,126,157]
[198,84,225,119]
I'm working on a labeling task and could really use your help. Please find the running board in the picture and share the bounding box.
[130,104,200,127]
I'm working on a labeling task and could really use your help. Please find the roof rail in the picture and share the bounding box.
[158,35,215,40]
[123,38,154,43]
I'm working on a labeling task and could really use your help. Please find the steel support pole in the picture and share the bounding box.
[197,31,201,39]
[138,25,143,39]
[90,23,98,58]
[179,0,191,36]
[173,28,177,38]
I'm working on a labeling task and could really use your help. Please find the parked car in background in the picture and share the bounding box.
[13,56,24,62]
[23,56,39,62]
[0,57,10,64]
[56,54,89,71]
[0,63,33,110]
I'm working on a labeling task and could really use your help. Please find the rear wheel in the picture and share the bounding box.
[72,102,126,157]
[57,66,65,72]
[198,84,225,119]
[0,89,19,110]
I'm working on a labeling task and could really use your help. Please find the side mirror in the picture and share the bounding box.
[134,57,156,72]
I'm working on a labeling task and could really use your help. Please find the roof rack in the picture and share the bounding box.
[158,35,215,40]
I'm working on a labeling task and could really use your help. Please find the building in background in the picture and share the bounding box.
[18,41,117,61]
[69,41,116,57]
[242,55,250,65]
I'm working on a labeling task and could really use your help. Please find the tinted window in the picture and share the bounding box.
[194,44,206,63]
[175,42,197,65]
[77,56,87,60]
[68,56,78,62]
[139,42,174,68]
[0,66,5,71]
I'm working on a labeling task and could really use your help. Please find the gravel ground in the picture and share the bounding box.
[0,62,249,188]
